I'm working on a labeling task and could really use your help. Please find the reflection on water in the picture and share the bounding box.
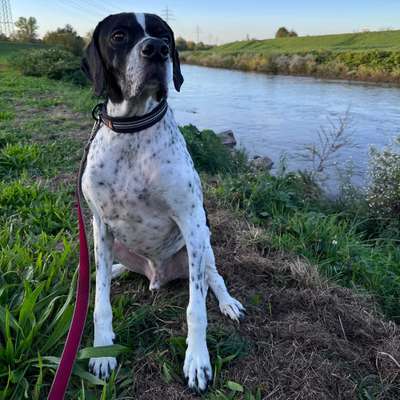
[169,65,400,185]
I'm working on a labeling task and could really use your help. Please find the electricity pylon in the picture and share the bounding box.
[0,0,14,37]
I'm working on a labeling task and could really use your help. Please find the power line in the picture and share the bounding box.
[52,0,101,24]
[161,5,174,23]
[86,0,124,15]
[67,0,107,20]
[195,25,201,43]
[0,0,14,37]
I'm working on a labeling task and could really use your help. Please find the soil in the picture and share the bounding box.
[112,200,400,400]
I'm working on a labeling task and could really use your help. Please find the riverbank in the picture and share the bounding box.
[1,55,400,398]
[180,30,400,84]
[181,50,400,84]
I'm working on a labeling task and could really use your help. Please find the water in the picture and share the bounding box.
[169,65,400,186]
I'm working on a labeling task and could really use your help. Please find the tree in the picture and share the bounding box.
[43,24,85,56]
[275,27,298,38]
[84,29,94,45]
[186,40,196,50]
[275,27,289,38]
[15,17,39,42]
[0,33,9,42]
[175,37,188,51]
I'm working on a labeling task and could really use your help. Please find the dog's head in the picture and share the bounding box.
[81,13,183,103]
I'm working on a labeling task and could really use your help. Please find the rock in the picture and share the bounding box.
[217,130,237,148]
[251,155,274,171]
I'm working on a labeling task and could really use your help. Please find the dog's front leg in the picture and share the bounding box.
[174,207,212,392]
[89,212,117,378]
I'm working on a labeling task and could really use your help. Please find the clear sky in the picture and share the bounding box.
[11,0,400,44]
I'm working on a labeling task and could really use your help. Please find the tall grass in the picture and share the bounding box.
[181,50,400,84]
[210,169,400,320]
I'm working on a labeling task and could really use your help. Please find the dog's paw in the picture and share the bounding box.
[89,357,117,379]
[111,263,127,279]
[219,296,245,322]
[183,346,212,393]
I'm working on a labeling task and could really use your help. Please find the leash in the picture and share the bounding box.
[47,117,100,400]
[47,100,168,399]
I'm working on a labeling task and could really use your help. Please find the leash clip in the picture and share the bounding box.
[91,103,104,122]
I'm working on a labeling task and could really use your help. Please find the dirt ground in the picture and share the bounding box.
[112,200,400,400]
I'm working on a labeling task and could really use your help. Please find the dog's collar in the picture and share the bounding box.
[92,99,168,133]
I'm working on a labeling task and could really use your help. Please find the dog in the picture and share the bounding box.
[81,12,244,392]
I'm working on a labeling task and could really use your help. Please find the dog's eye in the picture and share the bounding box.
[111,31,126,42]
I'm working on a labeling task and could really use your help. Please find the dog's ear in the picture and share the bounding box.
[172,47,184,92]
[81,24,105,97]
[161,18,184,92]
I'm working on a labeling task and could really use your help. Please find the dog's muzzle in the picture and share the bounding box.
[140,38,169,63]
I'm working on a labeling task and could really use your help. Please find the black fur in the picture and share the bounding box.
[81,12,183,100]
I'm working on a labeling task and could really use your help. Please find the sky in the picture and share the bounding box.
[10,0,400,44]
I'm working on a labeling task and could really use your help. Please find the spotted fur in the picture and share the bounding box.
[81,12,244,393]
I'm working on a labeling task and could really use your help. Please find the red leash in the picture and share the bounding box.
[47,200,91,399]
[47,118,100,399]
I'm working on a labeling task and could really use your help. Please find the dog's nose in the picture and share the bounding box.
[141,38,169,61]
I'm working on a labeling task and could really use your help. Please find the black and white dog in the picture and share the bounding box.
[81,12,244,392]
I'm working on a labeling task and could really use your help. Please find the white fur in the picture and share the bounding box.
[82,12,244,393]
[135,13,146,32]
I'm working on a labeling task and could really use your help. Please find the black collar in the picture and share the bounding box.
[92,99,168,133]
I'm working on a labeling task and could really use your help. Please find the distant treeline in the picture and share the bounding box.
[175,37,213,52]
[1,17,87,56]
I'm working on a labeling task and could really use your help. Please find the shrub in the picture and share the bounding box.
[275,27,290,38]
[43,24,85,56]
[181,49,400,83]
[11,48,87,85]
[180,125,248,174]
[367,138,400,218]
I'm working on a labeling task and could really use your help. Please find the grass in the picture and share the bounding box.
[209,30,400,54]
[209,171,400,320]
[0,45,400,399]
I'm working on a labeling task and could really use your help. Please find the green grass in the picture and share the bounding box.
[210,170,400,321]
[209,30,400,55]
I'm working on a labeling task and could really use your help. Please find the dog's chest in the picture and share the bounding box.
[82,119,191,260]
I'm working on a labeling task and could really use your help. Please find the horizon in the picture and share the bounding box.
[10,0,400,44]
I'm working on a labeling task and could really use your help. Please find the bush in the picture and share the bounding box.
[212,169,400,320]
[43,24,85,56]
[11,48,87,85]
[181,49,400,83]
[180,125,248,174]
[367,138,400,219]
[275,27,290,38]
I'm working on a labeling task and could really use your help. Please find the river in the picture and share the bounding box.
[169,65,400,186]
